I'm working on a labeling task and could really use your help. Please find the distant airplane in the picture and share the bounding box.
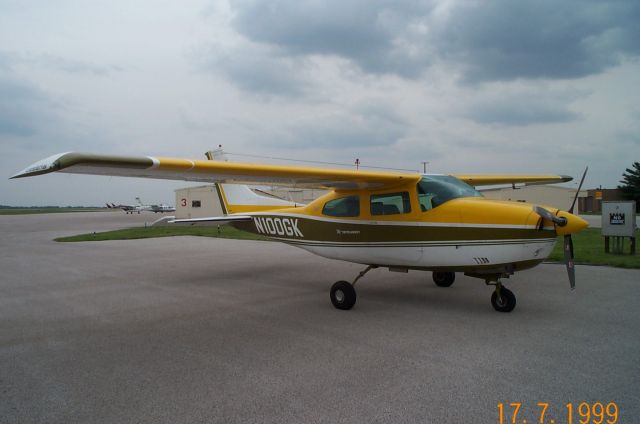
[105,197,173,214]
[149,203,176,213]
[105,200,145,214]
[13,152,588,312]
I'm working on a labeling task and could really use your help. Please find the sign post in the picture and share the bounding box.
[601,201,637,254]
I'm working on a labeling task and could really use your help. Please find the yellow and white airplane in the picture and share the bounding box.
[11,152,588,312]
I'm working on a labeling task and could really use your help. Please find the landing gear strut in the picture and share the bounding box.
[487,280,516,312]
[330,265,377,310]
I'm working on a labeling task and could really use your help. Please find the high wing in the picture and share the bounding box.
[11,152,572,190]
[10,152,419,190]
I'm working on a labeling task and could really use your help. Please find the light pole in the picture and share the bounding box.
[421,161,430,173]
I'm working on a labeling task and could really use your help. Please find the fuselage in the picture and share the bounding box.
[231,175,587,275]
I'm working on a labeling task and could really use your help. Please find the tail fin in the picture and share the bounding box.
[215,183,301,215]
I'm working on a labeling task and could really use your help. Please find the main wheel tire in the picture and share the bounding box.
[330,281,357,310]
[491,287,516,312]
[432,271,455,287]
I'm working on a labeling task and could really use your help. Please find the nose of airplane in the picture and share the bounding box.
[554,211,589,235]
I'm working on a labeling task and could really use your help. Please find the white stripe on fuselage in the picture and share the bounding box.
[297,240,557,268]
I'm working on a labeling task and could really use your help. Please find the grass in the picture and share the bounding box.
[0,207,106,215]
[55,224,268,242]
[548,228,639,268]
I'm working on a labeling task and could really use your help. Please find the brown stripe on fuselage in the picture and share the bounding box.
[232,215,555,243]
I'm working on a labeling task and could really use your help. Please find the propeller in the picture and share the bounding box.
[533,167,588,290]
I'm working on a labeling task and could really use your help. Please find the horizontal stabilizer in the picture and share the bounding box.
[169,215,253,225]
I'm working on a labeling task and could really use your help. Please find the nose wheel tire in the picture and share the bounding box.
[330,281,357,310]
[491,287,516,312]
[432,272,455,287]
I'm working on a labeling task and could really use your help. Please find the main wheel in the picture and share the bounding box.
[432,271,455,287]
[330,281,357,310]
[491,287,516,312]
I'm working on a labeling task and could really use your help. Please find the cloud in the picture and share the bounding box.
[227,100,408,151]
[198,42,312,97]
[28,53,123,75]
[0,50,119,138]
[0,52,111,148]
[281,102,408,148]
[222,0,640,85]
[230,0,432,78]
[435,0,640,82]
[0,74,53,137]
[462,88,583,126]
[0,53,12,71]
[0,50,121,75]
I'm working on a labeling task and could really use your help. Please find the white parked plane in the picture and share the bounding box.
[106,197,174,214]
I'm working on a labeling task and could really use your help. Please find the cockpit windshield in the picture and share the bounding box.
[416,175,483,211]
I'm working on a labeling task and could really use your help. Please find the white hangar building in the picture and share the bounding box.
[480,185,587,212]
[174,185,224,220]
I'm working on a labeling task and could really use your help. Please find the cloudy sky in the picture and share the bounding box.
[1,0,639,206]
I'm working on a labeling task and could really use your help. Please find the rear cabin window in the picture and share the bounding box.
[370,192,411,215]
[322,196,360,217]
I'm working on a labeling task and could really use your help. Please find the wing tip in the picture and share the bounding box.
[10,152,72,179]
[9,151,158,180]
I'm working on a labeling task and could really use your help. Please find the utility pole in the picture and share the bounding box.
[421,161,429,173]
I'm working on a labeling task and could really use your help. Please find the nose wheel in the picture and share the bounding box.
[490,283,516,312]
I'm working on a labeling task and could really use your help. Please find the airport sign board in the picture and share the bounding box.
[601,201,636,237]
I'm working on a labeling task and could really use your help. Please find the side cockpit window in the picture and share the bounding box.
[370,192,411,215]
[418,193,434,212]
[322,196,360,217]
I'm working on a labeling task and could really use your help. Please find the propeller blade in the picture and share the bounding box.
[569,166,588,214]
[569,235,574,259]
[564,235,576,290]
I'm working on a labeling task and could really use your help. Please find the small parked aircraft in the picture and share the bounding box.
[11,152,588,312]
[105,197,147,214]
[106,197,175,214]
[149,203,176,213]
